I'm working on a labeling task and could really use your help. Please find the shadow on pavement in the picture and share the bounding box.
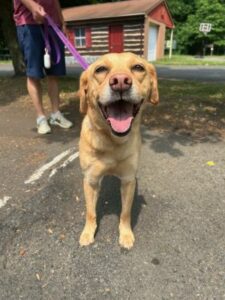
[142,126,223,157]
[96,176,146,230]
[0,76,28,106]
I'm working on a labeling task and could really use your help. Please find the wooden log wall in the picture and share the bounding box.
[65,19,144,60]
[82,25,108,56]
[123,23,144,55]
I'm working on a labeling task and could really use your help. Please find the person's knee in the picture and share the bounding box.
[27,77,41,91]
[47,76,59,87]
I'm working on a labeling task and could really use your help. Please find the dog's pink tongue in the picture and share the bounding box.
[107,102,133,133]
[108,116,133,133]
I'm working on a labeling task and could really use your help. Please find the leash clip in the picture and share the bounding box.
[44,48,51,69]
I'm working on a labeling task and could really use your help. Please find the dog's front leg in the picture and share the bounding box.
[119,179,136,249]
[79,178,100,246]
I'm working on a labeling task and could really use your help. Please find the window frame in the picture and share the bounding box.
[74,27,86,48]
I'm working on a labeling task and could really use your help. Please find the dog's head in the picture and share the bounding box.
[79,52,159,137]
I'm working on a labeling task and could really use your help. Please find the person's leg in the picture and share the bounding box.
[47,75,73,129]
[46,26,65,113]
[27,76,45,117]
[27,76,51,134]
[46,28,72,128]
[17,25,51,133]
[47,75,60,113]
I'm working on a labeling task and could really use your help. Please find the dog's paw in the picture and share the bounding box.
[119,231,135,249]
[79,230,95,246]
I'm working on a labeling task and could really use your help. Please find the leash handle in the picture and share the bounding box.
[45,15,89,70]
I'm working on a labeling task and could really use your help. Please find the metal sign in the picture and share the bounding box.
[199,23,212,35]
[165,40,177,50]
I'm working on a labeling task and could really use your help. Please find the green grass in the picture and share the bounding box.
[155,55,225,66]
[0,60,12,64]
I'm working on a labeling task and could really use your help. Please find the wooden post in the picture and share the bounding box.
[169,29,174,59]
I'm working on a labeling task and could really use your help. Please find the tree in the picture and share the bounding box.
[167,0,195,23]
[183,0,225,54]
[0,0,25,75]
[168,0,225,54]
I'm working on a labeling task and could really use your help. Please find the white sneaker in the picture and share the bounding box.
[49,111,73,129]
[37,116,51,134]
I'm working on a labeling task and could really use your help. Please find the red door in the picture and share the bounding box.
[109,25,123,53]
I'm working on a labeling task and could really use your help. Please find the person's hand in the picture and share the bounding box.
[31,4,46,24]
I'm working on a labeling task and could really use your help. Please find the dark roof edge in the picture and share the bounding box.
[66,12,145,22]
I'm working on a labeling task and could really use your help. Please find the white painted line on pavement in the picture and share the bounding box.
[25,148,75,185]
[0,196,11,208]
[49,151,79,178]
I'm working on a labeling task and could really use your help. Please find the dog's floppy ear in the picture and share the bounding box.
[147,64,159,105]
[79,70,89,114]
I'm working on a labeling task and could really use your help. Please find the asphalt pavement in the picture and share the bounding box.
[1,62,225,82]
[0,66,225,299]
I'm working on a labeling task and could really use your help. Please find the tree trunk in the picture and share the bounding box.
[0,0,25,76]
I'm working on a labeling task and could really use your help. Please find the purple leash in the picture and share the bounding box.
[44,15,89,70]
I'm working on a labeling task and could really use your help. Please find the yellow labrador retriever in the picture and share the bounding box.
[79,52,159,249]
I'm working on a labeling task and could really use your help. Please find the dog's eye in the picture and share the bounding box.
[95,66,109,74]
[132,64,145,72]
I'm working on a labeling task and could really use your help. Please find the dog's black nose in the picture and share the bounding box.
[109,73,132,92]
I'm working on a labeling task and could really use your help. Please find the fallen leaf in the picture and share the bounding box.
[19,248,26,257]
[48,228,53,234]
[36,273,41,281]
[59,234,65,241]
[207,161,215,166]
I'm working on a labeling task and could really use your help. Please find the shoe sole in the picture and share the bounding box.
[49,120,73,129]
[38,129,51,134]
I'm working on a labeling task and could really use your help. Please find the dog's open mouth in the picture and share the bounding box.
[98,100,143,136]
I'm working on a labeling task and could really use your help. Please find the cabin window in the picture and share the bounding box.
[74,27,92,48]
[75,28,86,47]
